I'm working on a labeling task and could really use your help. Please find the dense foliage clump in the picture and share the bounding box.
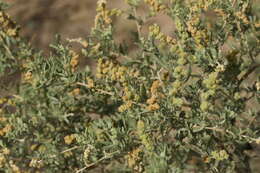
[0,0,260,172]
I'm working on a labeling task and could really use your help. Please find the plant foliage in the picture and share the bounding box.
[0,0,260,172]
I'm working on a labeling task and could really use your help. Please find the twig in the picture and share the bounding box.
[12,94,23,100]
[218,89,234,101]
[238,64,260,87]
[3,44,16,60]
[76,82,114,96]
[205,127,225,133]
[232,0,237,7]
[241,135,260,144]
[75,150,120,173]
[48,146,80,159]
[60,146,80,154]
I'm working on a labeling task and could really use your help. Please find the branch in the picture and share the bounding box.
[238,64,260,87]
[75,150,120,173]
[76,82,114,96]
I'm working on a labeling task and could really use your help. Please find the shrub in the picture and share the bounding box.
[0,0,260,172]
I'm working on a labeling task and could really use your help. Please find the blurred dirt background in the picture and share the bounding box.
[2,0,174,52]
[1,0,260,172]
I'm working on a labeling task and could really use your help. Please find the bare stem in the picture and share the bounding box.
[76,151,120,173]
[238,64,260,87]
[76,82,114,96]
[133,7,141,39]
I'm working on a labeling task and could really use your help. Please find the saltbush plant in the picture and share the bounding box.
[0,0,260,172]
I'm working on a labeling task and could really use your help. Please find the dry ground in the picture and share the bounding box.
[3,0,174,52]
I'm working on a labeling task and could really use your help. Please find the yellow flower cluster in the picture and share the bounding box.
[122,87,132,102]
[38,145,46,153]
[0,124,12,136]
[22,71,33,83]
[9,160,21,173]
[118,86,138,112]
[0,11,19,37]
[172,97,184,108]
[64,134,76,145]
[186,1,214,48]
[30,144,38,151]
[235,11,250,25]
[86,77,95,89]
[235,2,250,25]
[94,0,122,28]
[255,21,260,28]
[69,50,80,72]
[200,70,220,112]
[83,145,94,163]
[0,153,5,168]
[146,80,163,111]
[214,9,227,18]
[149,24,176,47]
[144,0,167,13]
[96,58,137,83]
[0,147,10,168]
[96,58,141,112]
[120,77,143,111]
[118,100,133,113]
[137,120,154,151]
[203,71,220,90]
[112,66,129,82]
[0,98,14,137]
[211,150,229,161]
[1,148,10,155]
[170,67,185,108]
[126,147,144,172]
[96,58,115,79]
[189,0,214,12]
[0,97,7,105]
[150,80,160,94]
[90,43,101,55]
[256,82,260,91]
[63,151,73,158]
[186,15,200,35]
[173,65,189,79]
[170,80,182,95]
[186,16,209,48]
[29,158,44,168]
[70,88,80,97]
